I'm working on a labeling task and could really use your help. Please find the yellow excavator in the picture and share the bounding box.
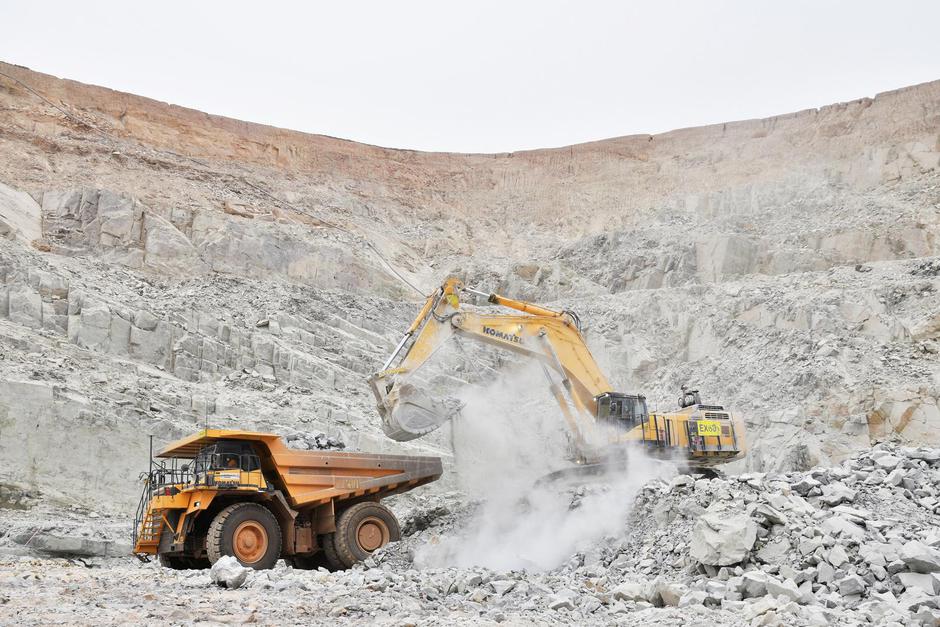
[368,277,745,472]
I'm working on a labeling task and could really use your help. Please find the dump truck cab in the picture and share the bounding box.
[133,429,442,571]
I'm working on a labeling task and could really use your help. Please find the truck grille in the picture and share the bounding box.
[704,412,729,421]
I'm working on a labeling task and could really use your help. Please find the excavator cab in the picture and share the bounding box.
[595,392,649,429]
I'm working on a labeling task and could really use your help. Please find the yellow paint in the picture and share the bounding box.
[697,421,721,436]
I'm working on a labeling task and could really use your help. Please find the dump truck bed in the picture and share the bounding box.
[158,429,442,509]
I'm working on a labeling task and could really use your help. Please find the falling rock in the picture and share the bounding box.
[210,555,251,589]
[690,504,758,566]
[899,540,940,573]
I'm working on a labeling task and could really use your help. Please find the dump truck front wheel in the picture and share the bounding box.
[207,503,281,569]
[333,502,400,568]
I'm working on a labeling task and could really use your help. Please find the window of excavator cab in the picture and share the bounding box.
[601,395,649,425]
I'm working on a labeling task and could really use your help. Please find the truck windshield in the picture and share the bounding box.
[193,441,261,475]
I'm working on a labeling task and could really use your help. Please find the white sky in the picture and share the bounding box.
[2,1,939,153]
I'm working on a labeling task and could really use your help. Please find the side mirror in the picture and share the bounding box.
[180,464,190,473]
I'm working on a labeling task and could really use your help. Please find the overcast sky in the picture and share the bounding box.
[3,1,939,153]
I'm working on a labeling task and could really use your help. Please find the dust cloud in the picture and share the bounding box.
[414,362,670,572]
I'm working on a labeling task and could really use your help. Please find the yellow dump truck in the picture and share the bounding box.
[132,429,442,570]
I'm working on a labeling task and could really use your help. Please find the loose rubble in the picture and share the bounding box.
[4,443,939,624]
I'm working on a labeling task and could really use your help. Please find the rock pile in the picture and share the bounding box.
[2,444,939,624]
[372,443,940,625]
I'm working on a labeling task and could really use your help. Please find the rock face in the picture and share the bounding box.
[689,504,758,566]
[0,60,937,559]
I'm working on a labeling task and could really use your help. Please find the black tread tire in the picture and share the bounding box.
[333,501,400,569]
[207,502,281,570]
[158,553,189,570]
[320,533,345,571]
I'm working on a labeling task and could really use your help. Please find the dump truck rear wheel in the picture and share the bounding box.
[320,533,344,571]
[333,502,400,568]
[207,502,281,570]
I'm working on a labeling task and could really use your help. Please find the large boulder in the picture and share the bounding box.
[690,503,758,566]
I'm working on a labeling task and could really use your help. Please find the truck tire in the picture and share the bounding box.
[333,502,400,568]
[207,502,281,570]
[320,533,345,571]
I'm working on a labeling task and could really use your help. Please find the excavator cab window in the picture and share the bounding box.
[595,392,649,429]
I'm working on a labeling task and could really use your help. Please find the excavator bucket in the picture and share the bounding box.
[379,382,460,441]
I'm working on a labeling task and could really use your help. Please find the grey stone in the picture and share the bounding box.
[826,544,849,568]
[884,468,906,486]
[816,561,835,584]
[897,588,939,612]
[836,574,867,596]
[611,582,649,602]
[874,455,902,470]
[677,590,708,607]
[819,516,866,542]
[819,482,856,506]
[547,589,578,611]
[897,572,940,595]
[210,555,251,589]
[765,576,803,603]
[900,540,940,573]
[741,570,770,598]
[690,504,758,566]
[489,580,515,596]
[790,476,821,495]
[655,581,688,607]
[756,537,791,563]
[8,284,41,328]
